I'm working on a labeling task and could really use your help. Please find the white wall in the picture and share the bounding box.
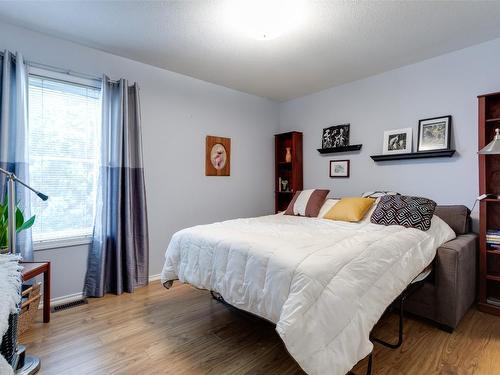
[279,37,500,213]
[0,21,279,299]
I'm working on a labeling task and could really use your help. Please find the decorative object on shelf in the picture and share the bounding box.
[383,128,412,155]
[206,136,231,176]
[479,128,500,154]
[329,160,350,178]
[417,115,452,152]
[281,179,290,192]
[322,124,350,149]
[285,147,292,163]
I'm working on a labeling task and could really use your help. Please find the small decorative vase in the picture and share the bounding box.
[285,147,292,163]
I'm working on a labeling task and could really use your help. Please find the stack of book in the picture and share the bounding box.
[486,229,500,249]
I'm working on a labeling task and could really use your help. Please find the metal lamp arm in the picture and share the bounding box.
[0,167,48,254]
[0,167,48,201]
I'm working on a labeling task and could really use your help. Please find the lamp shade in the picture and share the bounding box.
[479,128,500,154]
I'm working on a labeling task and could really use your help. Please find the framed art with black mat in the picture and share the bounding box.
[417,115,451,152]
[382,128,412,155]
[329,160,350,178]
[322,124,350,149]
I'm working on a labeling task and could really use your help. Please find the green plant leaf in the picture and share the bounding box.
[1,204,7,222]
[17,215,35,233]
[0,198,36,239]
[0,227,7,249]
[16,207,24,230]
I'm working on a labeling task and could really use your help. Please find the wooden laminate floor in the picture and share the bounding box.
[20,282,500,375]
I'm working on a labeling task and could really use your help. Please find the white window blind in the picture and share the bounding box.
[28,74,101,243]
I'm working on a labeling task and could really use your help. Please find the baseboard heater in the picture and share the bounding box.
[51,298,88,313]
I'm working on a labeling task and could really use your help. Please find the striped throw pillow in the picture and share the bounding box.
[284,189,330,217]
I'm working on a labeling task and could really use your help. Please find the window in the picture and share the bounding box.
[28,70,101,244]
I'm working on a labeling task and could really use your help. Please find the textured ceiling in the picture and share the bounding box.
[1,1,500,101]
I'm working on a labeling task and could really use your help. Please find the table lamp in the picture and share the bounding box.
[479,128,500,155]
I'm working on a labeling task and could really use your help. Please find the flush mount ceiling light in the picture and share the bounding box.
[222,0,306,40]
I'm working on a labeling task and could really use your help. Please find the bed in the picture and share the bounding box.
[161,212,455,375]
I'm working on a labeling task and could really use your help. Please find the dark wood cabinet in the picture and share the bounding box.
[478,92,500,316]
[275,132,303,213]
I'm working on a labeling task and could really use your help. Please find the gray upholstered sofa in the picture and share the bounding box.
[405,205,478,331]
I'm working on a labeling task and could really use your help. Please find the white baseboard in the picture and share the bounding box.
[148,273,161,282]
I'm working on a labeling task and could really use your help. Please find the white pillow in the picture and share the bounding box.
[362,191,400,198]
[318,199,340,218]
[428,215,456,247]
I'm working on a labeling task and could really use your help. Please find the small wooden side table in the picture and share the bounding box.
[20,262,51,323]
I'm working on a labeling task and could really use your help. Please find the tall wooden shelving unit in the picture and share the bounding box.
[478,92,500,316]
[275,131,303,213]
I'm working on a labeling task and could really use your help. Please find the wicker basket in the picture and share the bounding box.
[17,283,42,336]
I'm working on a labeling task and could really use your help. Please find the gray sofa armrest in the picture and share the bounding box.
[435,234,477,327]
[406,233,478,330]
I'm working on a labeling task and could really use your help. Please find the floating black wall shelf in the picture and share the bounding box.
[370,149,456,162]
[317,144,363,154]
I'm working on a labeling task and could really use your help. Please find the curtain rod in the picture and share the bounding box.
[1,50,119,84]
[27,61,105,83]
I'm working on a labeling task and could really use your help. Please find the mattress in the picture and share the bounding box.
[161,214,455,375]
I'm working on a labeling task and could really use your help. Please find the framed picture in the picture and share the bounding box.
[329,160,350,178]
[322,124,350,149]
[417,115,451,152]
[205,135,231,176]
[383,128,412,155]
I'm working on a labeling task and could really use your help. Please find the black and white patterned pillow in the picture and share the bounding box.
[370,195,437,231]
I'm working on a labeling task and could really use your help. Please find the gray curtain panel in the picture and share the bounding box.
[0,50,33,260]
[84,76,149,297]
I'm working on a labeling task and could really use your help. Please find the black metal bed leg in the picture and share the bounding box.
[210,290,225,303]
[210,291,374,375]
[347,352,373,375]
[370,294,406,349]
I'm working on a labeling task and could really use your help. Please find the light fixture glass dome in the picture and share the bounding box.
[222,0,306,41]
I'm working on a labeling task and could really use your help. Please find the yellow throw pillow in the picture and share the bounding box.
[323,197,375,222]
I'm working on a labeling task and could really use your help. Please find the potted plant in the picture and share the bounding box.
[0,197,35,254]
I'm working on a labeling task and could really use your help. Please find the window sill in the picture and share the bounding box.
[33,236,92,251]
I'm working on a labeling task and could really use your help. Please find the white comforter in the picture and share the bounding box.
[161,214,455,375]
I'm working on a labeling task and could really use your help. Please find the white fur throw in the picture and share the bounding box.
[0,254,22,375]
